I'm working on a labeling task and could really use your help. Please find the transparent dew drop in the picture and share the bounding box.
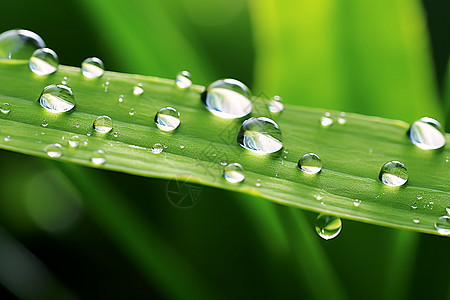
[61,76,68,85]
[237,117,282,154]
[90,150,106,165]
[315,214,342,240]
[379,161,408,187]
[93,115,113,133]
[41,120,48,127]
[413,219,420,224]
[129,108,136,116]
[39,84,76,113]
[175,71,192,89]
[133,83,144,95]
[118,95,124,103]
[179,143,185,149]
[154,107,181,132]
[320,116,333,127]
[81,57,104,78]
[0,103,11,114]
[44,143,62,158]
[411,202,418,210]
[0,29,45,60]
[353,199,361,207]
[151,143,164,154]
[29,48,58,75]
[337,117,346,125]
[298,153,322,174]
[268,95,284,113]
[407,117,445,150]
[220,160,227,166]
[255,179,261,187]
[446,207,450,216]
[68,135,80,147]
[434,215,450,235]
[4,136,10,142]
[201,78,252,119]
[223,163,245,183]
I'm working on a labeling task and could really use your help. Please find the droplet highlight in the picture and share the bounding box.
[29,47,58,75]
[44,143,62,158]
[223,163,245,183]
[133,83,144,95]
[151,143,163,154]
[38,84,76,113]
[379,161,408,187]
[298,153,322,174]
[201,78,252,119]
[315,214,342,240]
[175,71,192,89]
[81,57,104,78]
[90,150,106,165]
[434,215,450,235]
[268,95,284,113]
[407,117,445,150]
[154,107,181,132]
[0,103,11,114]
[237,117,282,154]
[93,116,113,133]
[68,135,80,147]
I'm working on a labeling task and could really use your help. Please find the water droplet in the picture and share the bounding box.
[379,161,408,187]
[407,117,445,150]
[68,135,80,147]
[29,47,58,75]
[103,80,110,92]
[446,157,449,163]
[113,132,118,138]
[151,143,163,154]
[86,133,92,137]
[411,202,418,210]
[0,103,11,114]
[446,207,450,216]
[201,78,252,119]
[314,194,323,201]
[434,215,450,235]
[133,83,144,95]
[320,115,333,127]
[39,84,76,113]
[93,116,113,134]
[0,29,45,60]
[315,214,342,240]
[223,163,245,183]
[298,153,322,174]
[163,143,168,149]
[255,179,261,187]
[412,219,420,224]
[90,150,106,165]
[154,107,181,132]
[61,76,68,85]
[41,120,48,127]
[268,95,284,113]
[129,108,136,116]
[337,117,346,125]
[179,143,185,149]
[118,95,124,103]
[237,117,282,154]
[220,160,227,166]
[353,199,361,207]
[44,143,62,158]
[175,71,192,89]
[4,136,10,142]
[417,195,423,200]
[81,57,104,78]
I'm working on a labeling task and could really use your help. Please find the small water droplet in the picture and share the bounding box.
[133,83,144,95]
[315,214,342,240]
[86,133,92,137]
[417,196,423,200]
[337,117,346,125]
[379,161,408,187]
[434,215,450,235]
[151,143,164,154]
[320,115,333,127]
[237,117,282,154]
[75,123,80,128]
[255,179,261,187]
[41,120,48,127]
[268,95,284,113]
[179,143,185,149]
[176,71,192,89]
[298,153,322,174]
[201,78,252,119]
[407,117,445,150]
[129,108,135,116]
[102,80,110,92]
[275,171,279,177]
[81,57,104,78]
[113,132,118,138]
[44,143,62,158]
[68,135,80,147]
[412,219,420,224]
[154,107,181,132]
[163,143,168,149]
[39,84,76,113]
[90,150,106,165]
[118,94,124,103]
[0,29,45,60]
[29,47,58,75]
[445,157,449,163]
[446,207,450,216]
[411,202,418,210]
[61,76,68,85]
[340,112,346,116]
[223,163,245,183]
[353,199,361,207]
[314,194,323,201]
[93,115,113,133]
[0,103,11,114]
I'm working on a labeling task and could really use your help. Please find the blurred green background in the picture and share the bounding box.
[0,0,449,299]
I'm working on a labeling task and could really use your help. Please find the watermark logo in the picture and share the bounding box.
[166,174,203,209]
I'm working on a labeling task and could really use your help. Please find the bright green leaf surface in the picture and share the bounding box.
[0,62,449,236]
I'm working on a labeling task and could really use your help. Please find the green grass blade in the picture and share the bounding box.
[0,62,449,236]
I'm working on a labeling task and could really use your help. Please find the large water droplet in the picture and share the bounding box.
[151,143,164,154]
[44,143,62,158]
[223,163,245,183]
[298,153,322,174]
[268,95,284,113]
[176,71,192,89]
[201,78,252,119]
[93,116,113,133]
[434,215,450,235]
[38,84,76,113]
[81,57,104,78]
[237,117,282,154]
[0,29,45,60]
[29,48,58,75]
[0,103,11,114]
[315,214,342,240]
[154,107,181,132]
[90,150,106,165]
[407,117,445,150]
[379,161,408,187]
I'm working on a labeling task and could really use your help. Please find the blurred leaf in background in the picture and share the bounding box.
[0,0,449,299]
